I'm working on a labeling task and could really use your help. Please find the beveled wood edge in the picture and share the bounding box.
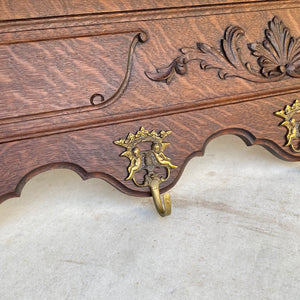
[0,162,147,205]
[0,83,299,145]
[0,127,299,206]
[0,0,289,24]
[0,0,299,45]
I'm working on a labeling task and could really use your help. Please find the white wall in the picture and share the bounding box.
[0,135,299,300]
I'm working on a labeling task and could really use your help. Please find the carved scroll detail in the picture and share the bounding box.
[90,32,147,107]
[145,17,300,84]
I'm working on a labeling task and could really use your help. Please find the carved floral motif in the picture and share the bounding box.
[145,17,300,84]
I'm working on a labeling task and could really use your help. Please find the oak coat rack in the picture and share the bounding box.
[0,0,299,215]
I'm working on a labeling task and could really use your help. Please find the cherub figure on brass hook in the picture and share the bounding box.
[275,100,300,153]
[114,127,177,216]
[126,147,142,181]
[151,143,177,169]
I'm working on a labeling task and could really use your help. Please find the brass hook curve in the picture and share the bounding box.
[149,176,171,217]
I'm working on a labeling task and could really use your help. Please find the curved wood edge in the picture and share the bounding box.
[0,128,299,207]
[0,162,152,206]
[201,128,300,162]
[157,128,300,196]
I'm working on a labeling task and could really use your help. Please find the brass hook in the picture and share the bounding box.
[148,175,171,217]
[114,127,177,217]
[275,100,300,153]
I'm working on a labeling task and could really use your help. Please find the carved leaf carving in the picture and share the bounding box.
[145,17,300,84]
[249,17,300,78]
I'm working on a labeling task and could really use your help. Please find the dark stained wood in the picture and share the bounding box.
[0,1,300,204]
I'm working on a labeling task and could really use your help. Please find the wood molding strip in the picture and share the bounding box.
[0,1,299,44]
[0,83,300,145]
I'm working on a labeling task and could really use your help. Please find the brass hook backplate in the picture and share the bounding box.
[114,127,177,216]
[275,100,300,153]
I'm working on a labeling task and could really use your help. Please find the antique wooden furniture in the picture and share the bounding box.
[0,0,299,216]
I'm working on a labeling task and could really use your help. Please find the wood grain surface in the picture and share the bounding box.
[0,1,299,203]
[0,0,281,21]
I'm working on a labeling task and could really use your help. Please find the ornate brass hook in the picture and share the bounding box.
[147,174,171,217]
[275,100,300,153]
[114,127,177,216]
[133,168,172,217]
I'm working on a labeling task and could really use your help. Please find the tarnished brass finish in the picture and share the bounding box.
[114,127,177,216]
[275,100,300,153]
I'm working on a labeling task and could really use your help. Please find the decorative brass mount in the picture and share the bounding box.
[275,100,300,152]
[114,127,177,217]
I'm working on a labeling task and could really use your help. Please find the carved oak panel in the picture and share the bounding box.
[0,0,299,215]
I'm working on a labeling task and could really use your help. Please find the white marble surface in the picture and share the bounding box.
[0,135,299,300]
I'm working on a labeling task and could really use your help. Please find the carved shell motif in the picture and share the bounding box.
[145,17,300,84]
